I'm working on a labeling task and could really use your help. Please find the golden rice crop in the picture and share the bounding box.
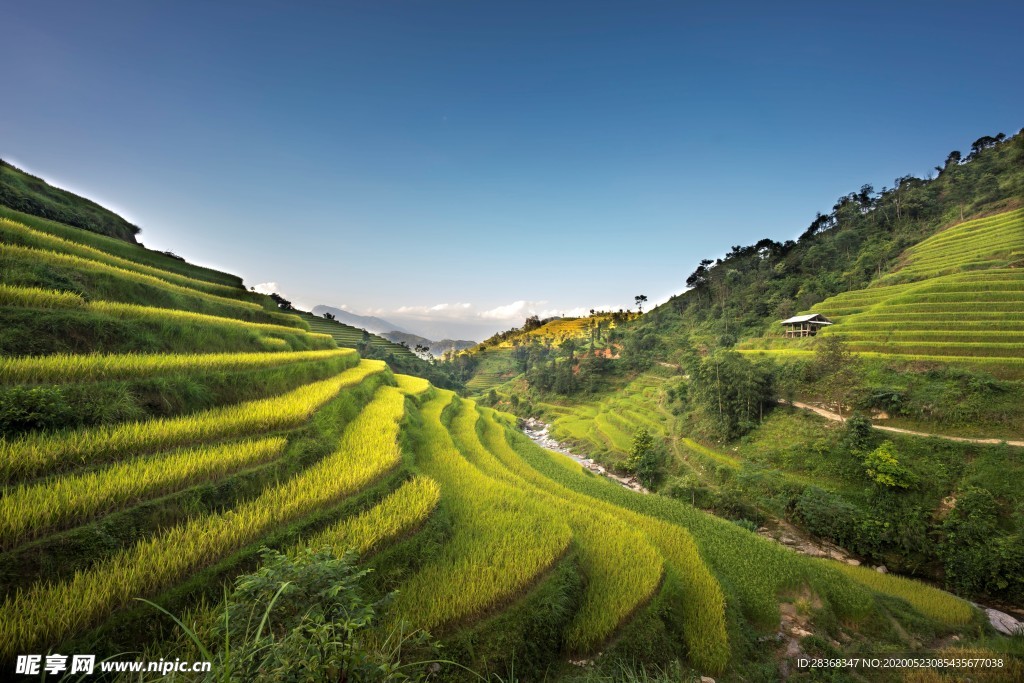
[394,373,431,397]
[0,384,407,658]
[458,405,662,653]
[0,217,243,298]
[835,563,975,625]
[0,283,85,309]
[89,300,335,344]
[0,359,386,482]
[389,391,572,632]
[0,437,288,549]
[478,408,728,670]
[0,348,356,384]
[0,242,264,314]
[305,476,441,555]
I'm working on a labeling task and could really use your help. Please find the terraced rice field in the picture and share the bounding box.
[744,208,1024,371]
[0,208,986,677]
[541,372,675,459]
[298,311,416,357]
[881,208,1024,284]
[465,347,518,393]
[511,314,618,345]
[0,205,244,288]
[815,267,1024,363]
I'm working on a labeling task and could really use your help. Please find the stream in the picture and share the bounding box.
[519,416,1024,636]
[520,417,648,493]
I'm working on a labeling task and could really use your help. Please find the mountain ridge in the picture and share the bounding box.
[311,304,407,335]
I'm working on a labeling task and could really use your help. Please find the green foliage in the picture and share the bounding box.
[813,336,860,416]
[842,413,875,453]
[0,385,79,433]
[939,486,1024,598]
[212,547,438,682]
[626,428,664,488]
[686,351,776,439]
[0,160,141,242]
[794,487,861,550]
[149,547,441,683]
[862,440,914,489]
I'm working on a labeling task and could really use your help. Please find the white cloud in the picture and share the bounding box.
[391,299,625,324]
[479,300,548,320]
[252,282,279,295]
[395,302,473,318]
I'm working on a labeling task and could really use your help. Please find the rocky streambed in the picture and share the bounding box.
[520,417,648,493]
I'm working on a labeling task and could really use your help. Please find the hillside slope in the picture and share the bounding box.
[646,130,1023,352]
[311,304,407,335]
[380,330,476,357]
[740,207,1024,373]
[0,177,1005,680]
[0,160,141,243]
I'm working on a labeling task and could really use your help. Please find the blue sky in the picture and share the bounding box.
[2,1,1021,339]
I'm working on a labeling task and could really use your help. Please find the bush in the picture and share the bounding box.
[862,440,915,489]
[794,487,860,549]
[627,428,665,488]
[161,546,442,682]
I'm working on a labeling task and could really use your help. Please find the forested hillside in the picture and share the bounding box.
[649,131,1023,346]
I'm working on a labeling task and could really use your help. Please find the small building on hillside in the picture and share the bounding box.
[781,313,833,338]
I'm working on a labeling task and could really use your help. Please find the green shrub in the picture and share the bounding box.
[150,547,442,682]
[862,440,915,489]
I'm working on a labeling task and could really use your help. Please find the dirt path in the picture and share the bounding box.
[780,400,1024,448]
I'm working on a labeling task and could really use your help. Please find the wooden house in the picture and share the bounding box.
[781,313,833,338]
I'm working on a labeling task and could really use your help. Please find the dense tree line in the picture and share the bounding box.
[646,131,1024,341]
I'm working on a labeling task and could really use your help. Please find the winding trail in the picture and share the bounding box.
[780,400,1024,448]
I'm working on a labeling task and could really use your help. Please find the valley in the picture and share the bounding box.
[1,132,1022,682]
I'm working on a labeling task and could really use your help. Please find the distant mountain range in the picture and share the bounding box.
[380,331,476,357]
[312,305,474,356]
[312,305,408,335]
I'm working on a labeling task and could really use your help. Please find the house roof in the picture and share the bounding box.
[780,313,833,325]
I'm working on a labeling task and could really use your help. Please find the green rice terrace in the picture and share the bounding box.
[739,208,1024,375]
[298,310,417,358]
[1,183,1017,681]
[538,371,674,466]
